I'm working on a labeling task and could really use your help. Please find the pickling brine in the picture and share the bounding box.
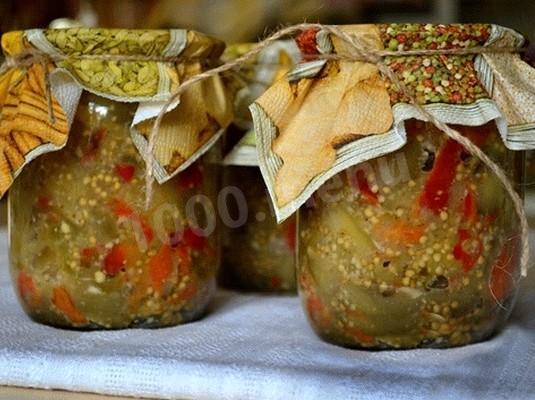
[9,94,220,329]
[298,121,523,348]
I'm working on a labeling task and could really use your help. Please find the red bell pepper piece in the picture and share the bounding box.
[17,272,39,307]
[353,169,379,205]
[182,227,207,251]
[103,243,130,277]
[109,198,153,243]
[419,124,491,214]
[36,196,52,210]
[149,244,173,292]
[372,219,425,246]
[453,228,483,272]
[483,214,497,226]
[462,189,478,222]
[114,163,136,183]
[176,246,191,276]
[109,198,134,218]
[139,219,154,243]
[306,292,331,329]
[80,246,98,267]
[177,162,203,189]
[419,139,463,213]
[346,327,375,344]
[285,219,297,251]
[307,293,325,324]
[52,287,87,324]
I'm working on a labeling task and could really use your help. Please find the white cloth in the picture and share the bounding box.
[0,230,535,400]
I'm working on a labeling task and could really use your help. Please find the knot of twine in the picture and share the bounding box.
[0,23,530,278]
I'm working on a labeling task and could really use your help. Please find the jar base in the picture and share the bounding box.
[311,321,508,350]
[24,306,209,331]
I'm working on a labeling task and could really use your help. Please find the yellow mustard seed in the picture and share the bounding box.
[60,222,71,234]
[94,271,106,283]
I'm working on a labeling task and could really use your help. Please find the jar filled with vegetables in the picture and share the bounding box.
[221,42,299,292]
[222,163,297,292]
[298,121,523,348]
[1,28,232,329]
[250,24,535,348]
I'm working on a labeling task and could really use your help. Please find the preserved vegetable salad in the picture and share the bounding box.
[1,27,231,329]
[298,121,522,348]
[9,94,220,329]
[222,166,296,292]
[250,23,535,349]
[221,41,299,292]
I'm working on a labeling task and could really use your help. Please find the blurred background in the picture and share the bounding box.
[1,0,534,42]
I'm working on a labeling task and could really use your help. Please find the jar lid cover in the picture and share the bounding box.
[0,28,233,195]
[250,24,535,222]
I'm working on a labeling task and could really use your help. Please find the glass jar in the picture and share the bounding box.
[298,120,523,349]
[220,41,299,292]
[222,165,296,292]
[9,93,221,329]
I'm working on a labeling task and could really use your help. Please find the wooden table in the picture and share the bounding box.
[0,387,143,399]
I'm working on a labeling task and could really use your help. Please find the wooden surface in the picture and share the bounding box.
[0,386,144,400]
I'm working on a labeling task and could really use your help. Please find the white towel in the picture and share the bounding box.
[0,229,534,400]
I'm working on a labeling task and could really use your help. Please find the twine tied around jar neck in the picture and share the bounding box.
[0,24,530,278]
[145,23,530,278]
